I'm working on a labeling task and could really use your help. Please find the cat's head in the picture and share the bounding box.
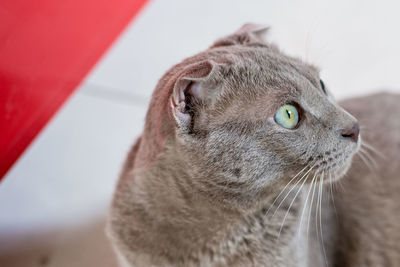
[152,24,360,206]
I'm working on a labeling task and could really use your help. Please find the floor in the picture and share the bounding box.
[1,0,400,266]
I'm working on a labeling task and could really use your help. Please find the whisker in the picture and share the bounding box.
[306,176,318,246]
[335,176,345,192]
[357,150,373,169]
[361,141,385,159]
[315,173,321,246]
[319,173,328,267]
[297,171,318,239]
[329,171,338,222]
[272,164,316,217]
[263,164,312,217]
[359,148,379,169]
[358,149,378,175]
[277,170,312,239]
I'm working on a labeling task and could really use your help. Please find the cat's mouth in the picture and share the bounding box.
[310,140,361,183]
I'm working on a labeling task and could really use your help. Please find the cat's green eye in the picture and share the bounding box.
[275,104,299,129]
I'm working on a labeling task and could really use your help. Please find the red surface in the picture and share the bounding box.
[0,0,149,179]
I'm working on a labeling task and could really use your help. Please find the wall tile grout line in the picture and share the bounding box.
[79,82,151,108]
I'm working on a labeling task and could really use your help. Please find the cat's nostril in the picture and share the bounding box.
[341,123,360,143]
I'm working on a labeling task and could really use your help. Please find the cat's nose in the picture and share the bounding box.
[341,123,360,143]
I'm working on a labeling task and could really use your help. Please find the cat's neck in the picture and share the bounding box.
[111,147,324,266]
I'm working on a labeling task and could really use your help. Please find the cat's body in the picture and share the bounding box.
[107,24,400,266]
[332,93,400,267]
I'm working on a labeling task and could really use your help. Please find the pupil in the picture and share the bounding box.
[320,79,326,93]
[286,109,291,119]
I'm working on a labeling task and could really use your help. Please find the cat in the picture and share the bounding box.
[107,23,400,266]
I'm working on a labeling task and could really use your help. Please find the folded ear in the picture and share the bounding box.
[211,23,269,48]
[170,60,223,131]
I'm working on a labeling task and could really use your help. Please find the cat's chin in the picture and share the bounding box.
[312,147,360,184]
[319,150,358,183]
[325,163,352,183]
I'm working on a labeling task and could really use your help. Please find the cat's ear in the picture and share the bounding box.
[211,23,269,48]
[170,60,223,130]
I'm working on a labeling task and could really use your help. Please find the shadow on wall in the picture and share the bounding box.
[0,217,117,267]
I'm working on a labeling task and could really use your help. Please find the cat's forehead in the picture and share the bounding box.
[232,46,319,85]
[206,45,321,99]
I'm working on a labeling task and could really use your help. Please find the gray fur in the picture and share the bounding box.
[332,93,400,267]
[106,24,388,266]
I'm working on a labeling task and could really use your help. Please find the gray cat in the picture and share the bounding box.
[107,24,400,266]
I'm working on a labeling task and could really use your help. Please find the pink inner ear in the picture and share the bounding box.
[172,79,187,106]
[170,100,191,128]
[189,82,203,99]
[171,79,191,127]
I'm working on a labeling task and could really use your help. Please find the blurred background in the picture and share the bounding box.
[1,0,400,266]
